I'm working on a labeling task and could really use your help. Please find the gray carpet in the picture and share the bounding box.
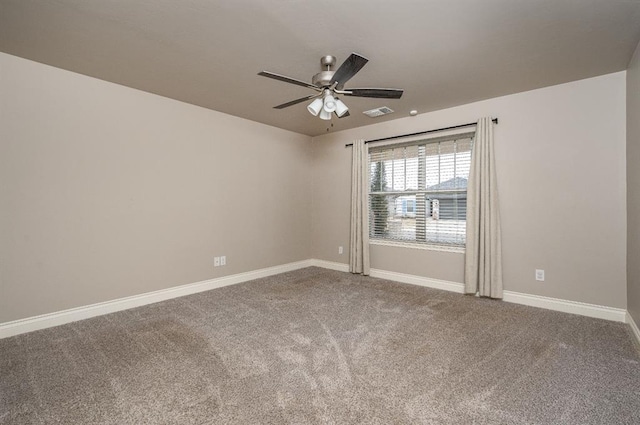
[1,267,639,424]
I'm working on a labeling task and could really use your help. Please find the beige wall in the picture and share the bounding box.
[312,72,627,308]
[0,53,312,322]
[0,51,631,324]
[628,41,640,327]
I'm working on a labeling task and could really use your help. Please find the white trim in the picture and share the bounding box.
[309,259,349,272]
[628,312,640,347]
[1,259,631,339]
[369,268,466,294]
[0,260,313,339]
[502,290,627,323]
[310,261,626,323]
[308,260,466,293]
[308,260,466,294]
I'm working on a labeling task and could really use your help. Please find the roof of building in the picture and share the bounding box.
[427,177,468,191]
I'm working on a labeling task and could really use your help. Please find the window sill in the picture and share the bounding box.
[369,239,465,254]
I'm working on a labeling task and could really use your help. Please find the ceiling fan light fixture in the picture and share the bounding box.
[323,93,337,113]
[335,99,349,117]
[319,109,332,120]
[307,98,323,116]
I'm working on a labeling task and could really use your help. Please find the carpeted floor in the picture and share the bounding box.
[1,267,639,424]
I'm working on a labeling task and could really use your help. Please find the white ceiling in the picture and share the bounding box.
[1,0,639,137]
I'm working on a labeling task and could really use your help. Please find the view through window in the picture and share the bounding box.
[368,133,474,248]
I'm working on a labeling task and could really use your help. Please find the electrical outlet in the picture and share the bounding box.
[214,257,220,267]
[535,269,545,281]
[338,246,344,255]
[220,256,226,266]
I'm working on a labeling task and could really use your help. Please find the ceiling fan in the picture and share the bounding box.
[258,53,403,120]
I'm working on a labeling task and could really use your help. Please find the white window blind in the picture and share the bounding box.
[368,133,473,248]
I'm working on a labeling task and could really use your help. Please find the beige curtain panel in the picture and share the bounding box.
[350,139,370,275]
[465,117,503,298]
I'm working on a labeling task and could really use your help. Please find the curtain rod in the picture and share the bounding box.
[344,118,498,147]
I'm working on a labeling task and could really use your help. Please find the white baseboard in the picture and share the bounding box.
[309,259,349,272]
[0,258,631,339]
[0,259,313,339]
[502,291,627,322]
[369,268,466,294]
[628,312,640,347]
[308,260,465,293]
[310,259,626,323]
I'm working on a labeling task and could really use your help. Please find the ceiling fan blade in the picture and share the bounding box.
[331,53,369,87]
[273,94,320,109]
[343,88,404,99]
[258,71,320,91]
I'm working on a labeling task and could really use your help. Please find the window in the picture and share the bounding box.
[368,133,473,249]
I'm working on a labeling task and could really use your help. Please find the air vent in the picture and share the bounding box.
[363,107,394,118]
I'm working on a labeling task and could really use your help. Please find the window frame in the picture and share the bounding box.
[367,131,474,252]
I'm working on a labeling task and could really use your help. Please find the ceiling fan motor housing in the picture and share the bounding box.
[312,71,335,87]
[313,55,338,87]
